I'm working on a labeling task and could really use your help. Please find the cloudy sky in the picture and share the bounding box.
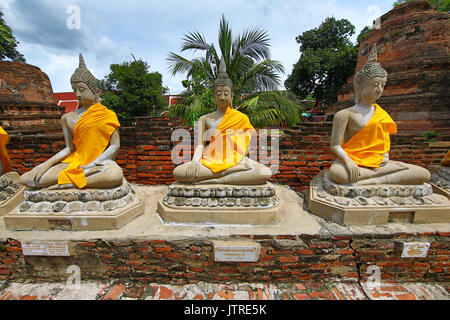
[1,0,394,94]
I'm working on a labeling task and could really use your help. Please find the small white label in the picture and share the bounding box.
[214,241,260,262]
[401,242,430,258]
[21,241,70,257]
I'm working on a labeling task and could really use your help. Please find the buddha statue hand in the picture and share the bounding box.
[24,163,50,188]
[186,162,201,183]
[344,158,360,184]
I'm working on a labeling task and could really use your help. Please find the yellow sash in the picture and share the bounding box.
[201,108,255,173]
[343,104,397,168]
[442,151,450,166]
[0,126,12,173]
[58,103,120,188]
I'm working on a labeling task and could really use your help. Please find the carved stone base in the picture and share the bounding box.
[157,182,283,225]
[4,179,144,231]
[308,171,450,225]
[0,172,25,216]
[429,165,450,199]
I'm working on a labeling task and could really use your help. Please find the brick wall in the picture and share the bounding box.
[1,232,448,284]
[7,117,449,192]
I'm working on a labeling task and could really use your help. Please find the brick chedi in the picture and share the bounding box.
[328,1,449,136]
[0,61,64,133]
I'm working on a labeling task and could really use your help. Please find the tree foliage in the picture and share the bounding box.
[99,58,168,124]
[285,17,369,107]
[167,15,301,128]
[0,9,25,62]
[393,0,449,12]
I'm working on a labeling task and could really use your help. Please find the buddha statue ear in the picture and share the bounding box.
[354,83,360,103]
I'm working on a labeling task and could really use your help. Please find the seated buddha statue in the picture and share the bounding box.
[0,126,12,175]
[173,57,272,185]
[328,44,430,186]
[20,54,123,190]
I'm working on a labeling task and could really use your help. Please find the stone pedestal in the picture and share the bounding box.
[308,171,450,225]
[4,179,144,231]
[0,172,25,216]
[157,182,283,225]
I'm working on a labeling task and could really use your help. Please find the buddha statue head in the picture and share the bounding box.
[354,44,388,104]
[70,54,100,108]
[214,56,234,111]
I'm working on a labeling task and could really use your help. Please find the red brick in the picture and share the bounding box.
[159,286,173,300]
[279,256,299,263]
[337,249,355,255]
[78,242,96,248]
[296,249,314,255]
[155,246,171,253]
[103,284,126,300]
[395,293,416,300]
[294,293,310,300]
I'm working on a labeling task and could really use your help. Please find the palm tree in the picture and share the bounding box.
[167,15,301,128]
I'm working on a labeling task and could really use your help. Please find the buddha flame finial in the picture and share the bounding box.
[70,53,100,94]
[368,43,378,63]
[214,55,233,90]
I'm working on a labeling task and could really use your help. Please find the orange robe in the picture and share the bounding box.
[58,103,120,189]
[442,151,450,166]
[201,108,255,173]
[343,104,397,168]
[0,126,12,173]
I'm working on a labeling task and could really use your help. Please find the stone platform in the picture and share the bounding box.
[157,182,283,225]
[1,184,449,285]
[3,179,144,231]
[308,171,450,225]
[0,172,25,216]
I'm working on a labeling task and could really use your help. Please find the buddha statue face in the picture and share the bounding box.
[72,82,98,108]
[214,85,233,112]
[355,76,387,104]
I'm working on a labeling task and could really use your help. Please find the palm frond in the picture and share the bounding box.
[238,28,271,61]
[167,52,194,76]
[181,30,211,52]
[218,14,232,64]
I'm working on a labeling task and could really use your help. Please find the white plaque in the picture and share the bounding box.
[21,241,70,257]
[214,241,260,262]
[401,242,430,258]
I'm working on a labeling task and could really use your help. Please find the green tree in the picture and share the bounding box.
[167,15,301,128]
[100,58,168,124]
[393,0,449,12]
[0,9,25,62]
[167,61,215,126]
[285,17,370,107]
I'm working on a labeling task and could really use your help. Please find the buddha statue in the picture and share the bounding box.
[173,56,272,185]
[19,54,123,190]
[328,44,430,186]
[0,126,25,216]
